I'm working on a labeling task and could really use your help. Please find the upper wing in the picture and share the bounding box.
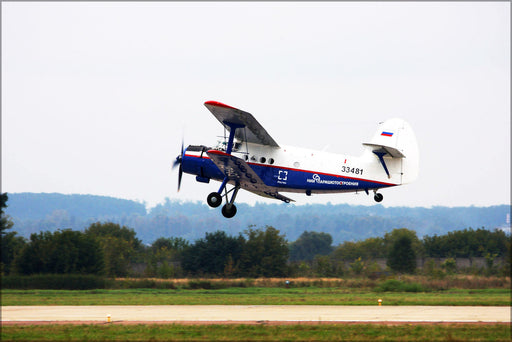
[206,149,294,203]
[204,101,279,147]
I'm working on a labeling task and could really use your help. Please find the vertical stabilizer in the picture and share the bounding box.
[363,118,419,184]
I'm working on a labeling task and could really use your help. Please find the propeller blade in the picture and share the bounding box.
[173,138,185,192]
[178,164,183,192]
[172,139,184,169]
[172,156,181,169]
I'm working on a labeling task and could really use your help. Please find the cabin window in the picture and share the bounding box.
[251,156,257,161]
[260,157,266,163]
[294,161,300,168]
[269,158,275,165]
[244,155,249,161]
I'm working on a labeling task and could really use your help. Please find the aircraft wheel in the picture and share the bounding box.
[221,204,237,218]
[374,193,384,202]
[207,192,222,208]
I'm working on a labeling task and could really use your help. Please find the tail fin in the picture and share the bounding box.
[363,118,419,184]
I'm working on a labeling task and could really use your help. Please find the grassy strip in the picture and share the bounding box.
[2,288,510,306]
[1,323,510,341]
[113,276,511,291]
[3,275,510,291]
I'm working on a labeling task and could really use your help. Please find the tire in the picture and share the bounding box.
[374,193,384,202]
[207,192,222,208]
[221,204,237,218]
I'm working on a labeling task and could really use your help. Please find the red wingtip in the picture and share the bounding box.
[206,149,229,156]
[204,100,236,109]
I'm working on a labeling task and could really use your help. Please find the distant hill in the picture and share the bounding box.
[6,193,147,220]
[4,193,510,245]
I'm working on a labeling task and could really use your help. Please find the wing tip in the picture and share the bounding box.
[204,100,236,109]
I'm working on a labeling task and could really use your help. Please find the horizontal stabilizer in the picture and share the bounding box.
[362,143,405,158]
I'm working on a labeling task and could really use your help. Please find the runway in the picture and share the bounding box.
[2,305,510,324]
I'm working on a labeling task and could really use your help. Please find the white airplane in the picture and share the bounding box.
[173,101,419,218]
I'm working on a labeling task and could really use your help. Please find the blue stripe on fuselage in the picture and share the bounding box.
[248,163,394,191]
[181,152,395,192]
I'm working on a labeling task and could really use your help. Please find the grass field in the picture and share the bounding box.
[2,287,510,306]
[3,277,510,341]
[1,323,510,341]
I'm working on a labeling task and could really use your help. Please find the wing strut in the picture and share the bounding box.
[218,121,245,195]
[224,121,245,155]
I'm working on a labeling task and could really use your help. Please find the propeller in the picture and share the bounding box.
[172,140,184,191]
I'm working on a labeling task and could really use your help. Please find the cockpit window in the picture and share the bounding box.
[215,140,243,152]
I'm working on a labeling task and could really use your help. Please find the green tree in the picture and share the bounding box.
[16,229,104,275]
[423,228,508,258]
[151,237,189,253]
[484,252,499,276]
[349,257,365,275]
[181,231,244,276]
[0,193,14,234]
[359,237,387,259]
[441,258,457,274]
[1,193,26,275]
[312,255,341,277]
[331,236,386,261]
[85,222,142,249]
[240,226,289,277]
[84,222,142,277]
[387,235,417,274]
[289,231,333,261]
[146,237,189,278]
[384,228,423,258]
[1,231,25,275]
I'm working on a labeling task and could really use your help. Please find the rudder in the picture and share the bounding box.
[363,118,419,184]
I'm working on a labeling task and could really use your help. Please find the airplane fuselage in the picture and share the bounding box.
[182,142,400,196]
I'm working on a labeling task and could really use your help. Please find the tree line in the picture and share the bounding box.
[1,193,510,278]
[7,193,510,245]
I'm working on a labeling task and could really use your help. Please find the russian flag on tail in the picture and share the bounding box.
[381,131,394,137]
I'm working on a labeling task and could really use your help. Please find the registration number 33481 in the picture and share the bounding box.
[341,166,363,175]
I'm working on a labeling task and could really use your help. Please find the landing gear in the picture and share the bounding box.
[221,204,237,218]
[206,182,240,218]
[206,120,244,218]
[374,193,384,203]
[207,192,222,208]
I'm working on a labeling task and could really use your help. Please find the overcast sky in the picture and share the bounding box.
[2,2,510,209]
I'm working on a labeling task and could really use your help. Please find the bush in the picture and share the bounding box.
[119,279,157,289]
[1,274,106,290]
[186,280,228,290]
[441,258,457,274]
[374,279,426,292]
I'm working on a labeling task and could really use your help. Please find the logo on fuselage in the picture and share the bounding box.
[307,174,359,187]
[277,170,288,185]
[278,170,288,181]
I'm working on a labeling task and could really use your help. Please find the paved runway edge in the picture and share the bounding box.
[2,306,510,324]
[2,321,511,326]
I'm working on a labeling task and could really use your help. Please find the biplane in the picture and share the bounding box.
[173,101,419,218]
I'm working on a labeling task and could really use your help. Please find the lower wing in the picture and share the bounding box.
[206,150,294,203]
